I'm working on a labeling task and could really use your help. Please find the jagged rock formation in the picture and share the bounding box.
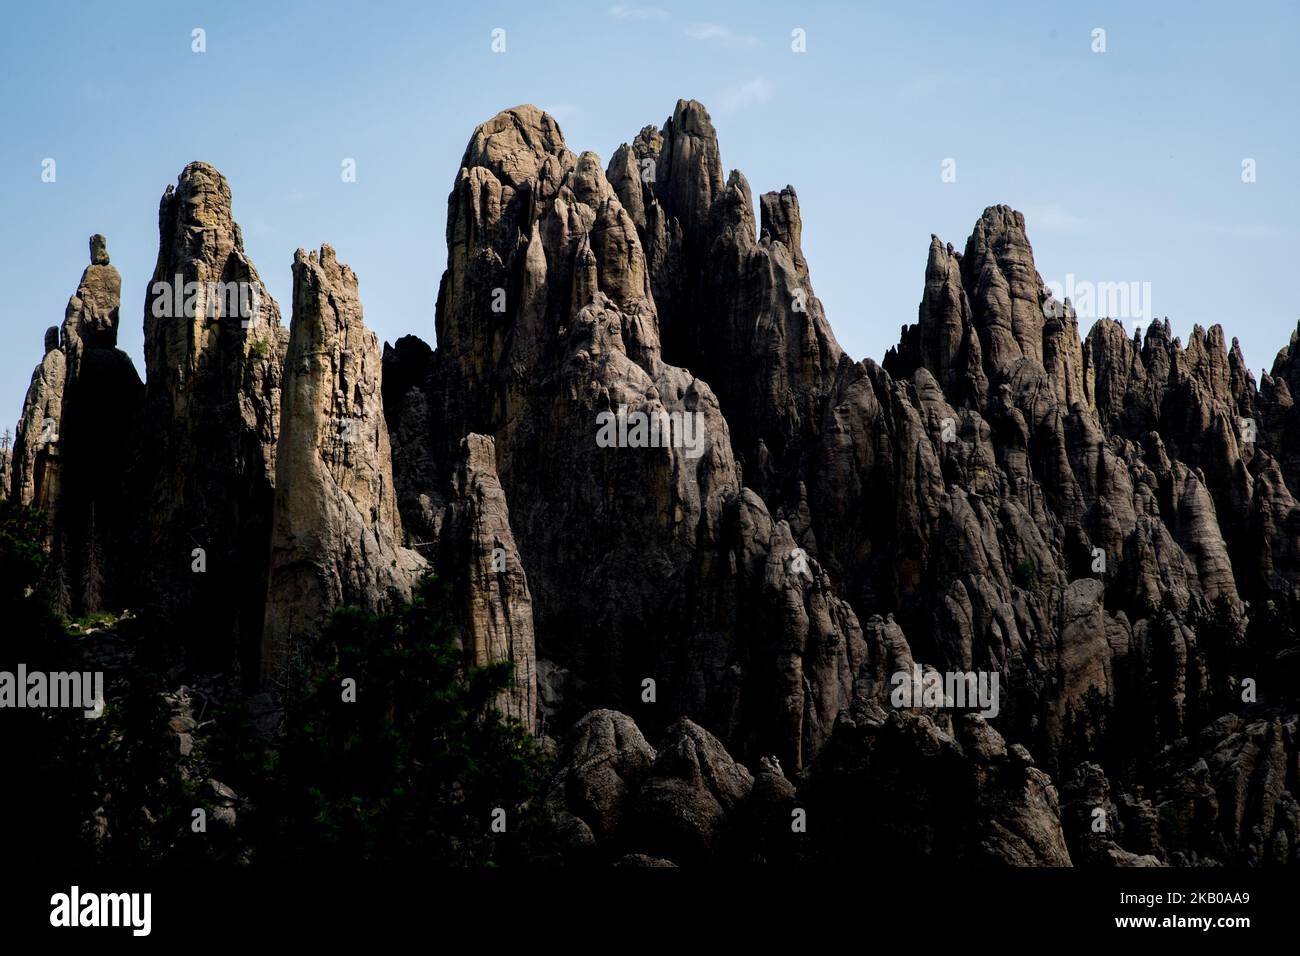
[261,245,424,681]
[544,708,657,857]
[609,100,845,507]
[135,163,287,675]
[1143,711,1300,865]
[11,326,66,513]
[1060,762,1163,866]
[1059,707,1300,868]
[378,99,1300,864]
[385,103,870,768]
[12,100,1300,867]
[542,704,1074,866]
[387,101,1269,776]
[55,236,145,615]
[382,345,539,730]
[9,236,143,613]
[798,705,1074,866]
[429,435,537,730]
[626,717,755,864]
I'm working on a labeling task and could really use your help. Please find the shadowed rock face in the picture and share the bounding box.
[12,102,1300,866]
[433,434,537,731]
[386,103,869,767]
[10,236,143,615]
[261,245,424,682]
[377,101,1300,864]
[608,100,846,508]
[798,705,1074,866]
[408,103,1272,774]
[405,106,747,724]
[11,329,65,512]
[136,162,287,675]
[543,708,657,854]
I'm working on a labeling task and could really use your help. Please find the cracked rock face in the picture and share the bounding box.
[11,329,66,512]
[378,101,1300,865]
[380,102,1300,795]
[136,163,287,675]
[431,434,537,731]
[262,245,424,680]
[12,100,1300,867]
[394,104,755,747]
[387,103,880,766]
[10,236,143,615]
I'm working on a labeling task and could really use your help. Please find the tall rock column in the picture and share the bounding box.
[138,163,286,677]
[53,235,144,614]
[961,205,1048,373]
[0,445,10,503]
[261,245,424,682]
[435,435,537,731]
[10,327,65,511]
[9,236,144,614]
[609,100,846,509]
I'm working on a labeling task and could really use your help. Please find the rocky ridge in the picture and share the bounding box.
[11,100,1300,866]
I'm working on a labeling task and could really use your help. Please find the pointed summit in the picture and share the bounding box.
[759,186,807,276]
[656,99,724,246]
[262,244,424,681]
[10,233,142,614]
[136,162,286,676]
[961,204,1047,371]
[63,233,121,354]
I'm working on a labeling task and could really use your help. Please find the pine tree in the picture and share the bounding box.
[247,573,559,866]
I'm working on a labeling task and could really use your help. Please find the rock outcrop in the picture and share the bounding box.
[375,102,1300,794]
[13,100,1300,868]
[609,100,845,508]
[53,236,145,615]
[10,327,66,513]
[799,704,1074,865]
[544,708,657,857]
[262,245,423,681]
[626,718,755,864]
[387,103,876,767]
[9,236,144,614]
[1144,712,1300,865]
[428,435,536,731]
[136,163,286,676]
[542,704,1074,866]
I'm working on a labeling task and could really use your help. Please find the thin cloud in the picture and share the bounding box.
[546,103,582,123]
[1196,222,1292,241]
[608,4,668,20]
[687,22,760,47]
[718,76,773,114]
[1023,203,1090,234]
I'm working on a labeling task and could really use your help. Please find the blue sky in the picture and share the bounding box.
[1,1,1296,433]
